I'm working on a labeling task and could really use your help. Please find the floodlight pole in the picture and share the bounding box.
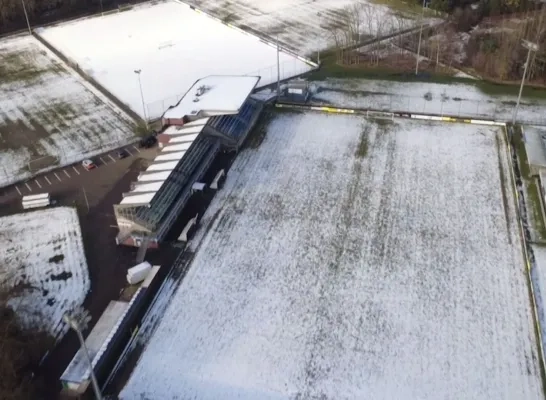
[63,315,103,400]
[21,0,31,35]
[415,0,427,75]
[513,40,539,126]
[317,12,322,64]
[276,36,281,99]
[134,69,148,130]
[100,0,104,15]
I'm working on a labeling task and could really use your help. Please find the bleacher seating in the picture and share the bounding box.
[208,99,261,142]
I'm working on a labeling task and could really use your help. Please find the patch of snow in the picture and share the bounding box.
[310,79,546,124]
[121,113,542,399]
[37,1,314,120]
[0,207,90,339]
[0,34,137,188]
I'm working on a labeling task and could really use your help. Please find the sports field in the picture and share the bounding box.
[121,112,543,399]
[0,34,136,187]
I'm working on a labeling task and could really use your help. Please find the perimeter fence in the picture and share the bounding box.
[310,89,546,126]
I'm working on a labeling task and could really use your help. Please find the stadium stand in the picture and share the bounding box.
[114,76,263,248]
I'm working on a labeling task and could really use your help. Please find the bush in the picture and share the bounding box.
[0,288,53,400]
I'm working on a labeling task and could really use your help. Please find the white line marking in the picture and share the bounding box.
[44,176,52,185]
[15,186,22,196]
[54,172,62,182]
[100,156,107,165]
[72,166,80,175]
[64,170,70,178]
[132,145,141,153]
[25,182,32,191]
[35,179,42,189]
[108,154,116,162]
[125,147,133,156]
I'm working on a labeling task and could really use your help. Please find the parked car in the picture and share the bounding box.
[117,149,129,159]
[81,159,97,170]
[139,135,157,149]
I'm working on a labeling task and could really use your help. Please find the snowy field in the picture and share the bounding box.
[121,113,543,399]
[532,245,546,365]
[0,34,137,188]
[307,79,546,124]
[184,0,423,56]
[0,207,89,339]
[37,1,314,120]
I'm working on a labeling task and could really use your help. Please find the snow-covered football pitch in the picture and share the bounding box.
[0,34,137,188]
[121,112,544,400]
[0,207,89,339]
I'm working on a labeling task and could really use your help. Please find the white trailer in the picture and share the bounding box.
[22,193,50,209]
[127,261,152,285]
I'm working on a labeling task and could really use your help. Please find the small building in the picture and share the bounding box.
[60,301,129,395]
[60,267,160,396]
[279,80,311,103]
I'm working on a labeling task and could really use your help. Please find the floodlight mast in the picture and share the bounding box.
[134,69,149,129]
[21,0,31,35]
[63,314,104,400]
[512,40,540,126]
[415,0,427,75]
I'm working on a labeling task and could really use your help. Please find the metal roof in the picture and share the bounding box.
[119,122,207,207]
[162,142,193,152]
[155,151,187,162]
[60,301,128,384]
[170,133,200,143]
[131,182,164,193]
[162,75,260,120]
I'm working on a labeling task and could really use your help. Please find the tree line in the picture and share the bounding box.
[0,0,142,34]
[427,0,541,15]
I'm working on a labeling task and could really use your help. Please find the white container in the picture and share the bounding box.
[127,262,152,285]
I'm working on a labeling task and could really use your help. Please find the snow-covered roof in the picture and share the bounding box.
[61,301,129,385]
[119,122,208,207]
[162,75,260,120]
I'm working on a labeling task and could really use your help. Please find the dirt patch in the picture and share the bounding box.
[356,124,370,158]
[244,110,274,149]
[50,271,72,281]
[48,254,65,264]
[0,50,60,85]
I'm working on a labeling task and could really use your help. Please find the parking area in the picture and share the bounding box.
[0,143,146,201]
[0,144,157,215]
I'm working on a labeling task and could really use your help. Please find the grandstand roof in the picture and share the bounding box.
[119,121,208,207]
[163,75,260,120]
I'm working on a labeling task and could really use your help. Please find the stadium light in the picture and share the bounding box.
[415,0,427,75]
[512,39,540,125]
[63,314,103,400]
[134,69,148,129]
[21,0,31,35]
[317,12,322,64]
